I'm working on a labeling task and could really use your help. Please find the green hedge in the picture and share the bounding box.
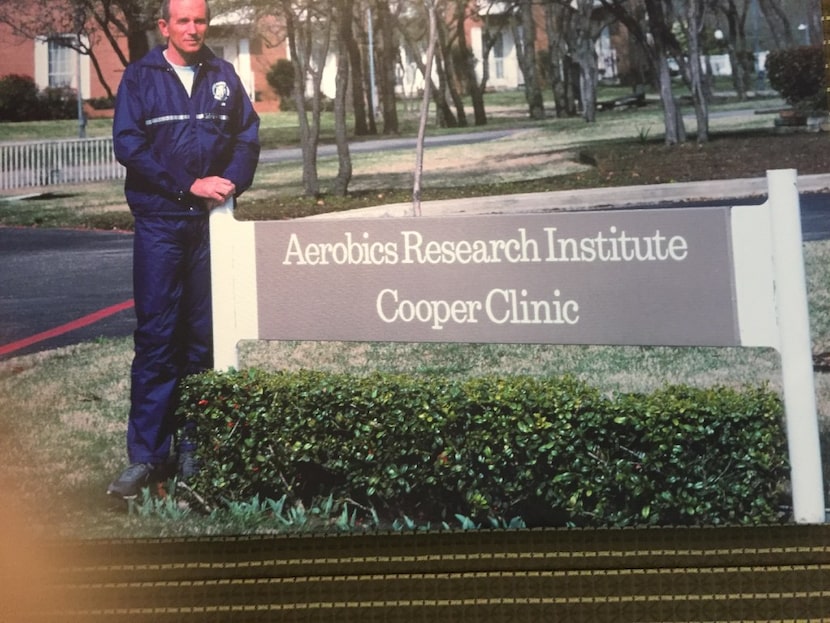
[765,45,826,112]
[0,74,79,122]
[177,370,788,527]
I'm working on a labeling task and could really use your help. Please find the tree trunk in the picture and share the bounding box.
[577,52,598,122]
[476,19,496,94]
[642,0,685,144]
[721,0,748,100]
[684,0,709,143]
[545,2,570,118]
[114,0,152,62]
[333,0,353,196]
[413,0,438,217]
[345,7,370,136]
[657,50,684,145]
[513,0,545,120]
[757,0,794,49]
[430,57,459,127]
[565,58,580,116]
[807,0,822,46]
[570,0,600,123]
[283,1,331,197]
[436,23,467,128]
[375,0,399,134]
[403,36,457,128]
[452,0,485,126]
[363,50,378,135]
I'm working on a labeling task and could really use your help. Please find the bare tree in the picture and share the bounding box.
[806,0,821,45]
[373,0,400,134]
[511,0,544,119]
[451,0,486,126]
[757,0,794,49]
[435,7,468,127]
[422,0,488,128]
[558,0,607,122]
[333,0,353,196]
[281,0,333,197]
[475,5,503,96]
[715,0,752,100]
[600,0,686,144]
[413,0,438,216]
[330,0,372,135]
[680,0,710,142]
[544,1,578,118]
[0,0,157,97]
[398,4,458,128]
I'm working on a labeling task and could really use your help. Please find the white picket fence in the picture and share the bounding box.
[0,137,124,191]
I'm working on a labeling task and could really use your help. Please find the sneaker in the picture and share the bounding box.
[174,450,206,512]
[177,449,199,484]
[106,463,157,499]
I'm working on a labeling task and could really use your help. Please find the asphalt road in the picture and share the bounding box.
[1,191,829,361]
[0,227,134,359]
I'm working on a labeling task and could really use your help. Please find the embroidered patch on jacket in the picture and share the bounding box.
[212,81,231,103]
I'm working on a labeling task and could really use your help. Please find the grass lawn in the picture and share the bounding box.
[1,87,815,230]
[1,87,829,537]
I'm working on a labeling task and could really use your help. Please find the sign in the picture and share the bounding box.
[210,170,823,524]
[253,208,738,347]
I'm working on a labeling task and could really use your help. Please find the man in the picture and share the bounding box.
[108,0,260,498]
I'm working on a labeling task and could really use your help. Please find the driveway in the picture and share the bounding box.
[0,227,133,359]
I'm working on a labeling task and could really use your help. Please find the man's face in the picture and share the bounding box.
[158,0,209,66]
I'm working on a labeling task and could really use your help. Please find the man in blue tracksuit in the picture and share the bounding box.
[108,0,260,498]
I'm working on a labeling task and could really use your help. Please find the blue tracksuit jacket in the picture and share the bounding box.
[114,44,260,215]
[113,45,260,465]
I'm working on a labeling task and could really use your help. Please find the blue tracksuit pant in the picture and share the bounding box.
[128,215,212,465]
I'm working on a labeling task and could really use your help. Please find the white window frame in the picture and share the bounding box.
[34,35,90,95]
[210,37,255,102]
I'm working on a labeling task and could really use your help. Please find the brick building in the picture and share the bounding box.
[0,8,285,115]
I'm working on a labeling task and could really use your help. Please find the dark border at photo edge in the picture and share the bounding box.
[4,522,829,621]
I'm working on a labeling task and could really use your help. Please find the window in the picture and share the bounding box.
[493,32,504,80]
[34,35,89,95]
[48,35,76,88]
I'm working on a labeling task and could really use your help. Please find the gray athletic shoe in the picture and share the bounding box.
[177,450,199,483]
[106,463,156,499]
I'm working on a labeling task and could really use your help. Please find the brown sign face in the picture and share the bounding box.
[253,208,738,347]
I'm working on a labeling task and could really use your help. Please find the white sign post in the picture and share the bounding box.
[210,169,825,524]
[766,170,824,523]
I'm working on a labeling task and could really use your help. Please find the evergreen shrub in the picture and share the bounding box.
[0,74,43,121]
[177,369,789,527]
[0,74,79,121]
[765,45,827,112]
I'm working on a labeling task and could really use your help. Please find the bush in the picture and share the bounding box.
[278,95,335,113]
[177,369,789,528]
[39,86,78,120]
[86,96,115,110]
[266,59,295,112]
[0,74,80,121]
[0,74,43,121]
[765,45,827,112]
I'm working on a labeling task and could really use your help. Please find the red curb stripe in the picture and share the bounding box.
[0,299,134,357]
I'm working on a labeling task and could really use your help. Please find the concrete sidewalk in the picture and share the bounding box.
[307,172,830,220]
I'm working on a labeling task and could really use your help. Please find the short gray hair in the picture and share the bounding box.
[160,0,211,22]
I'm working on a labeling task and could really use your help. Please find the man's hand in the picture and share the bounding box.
[190,176,236,210]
